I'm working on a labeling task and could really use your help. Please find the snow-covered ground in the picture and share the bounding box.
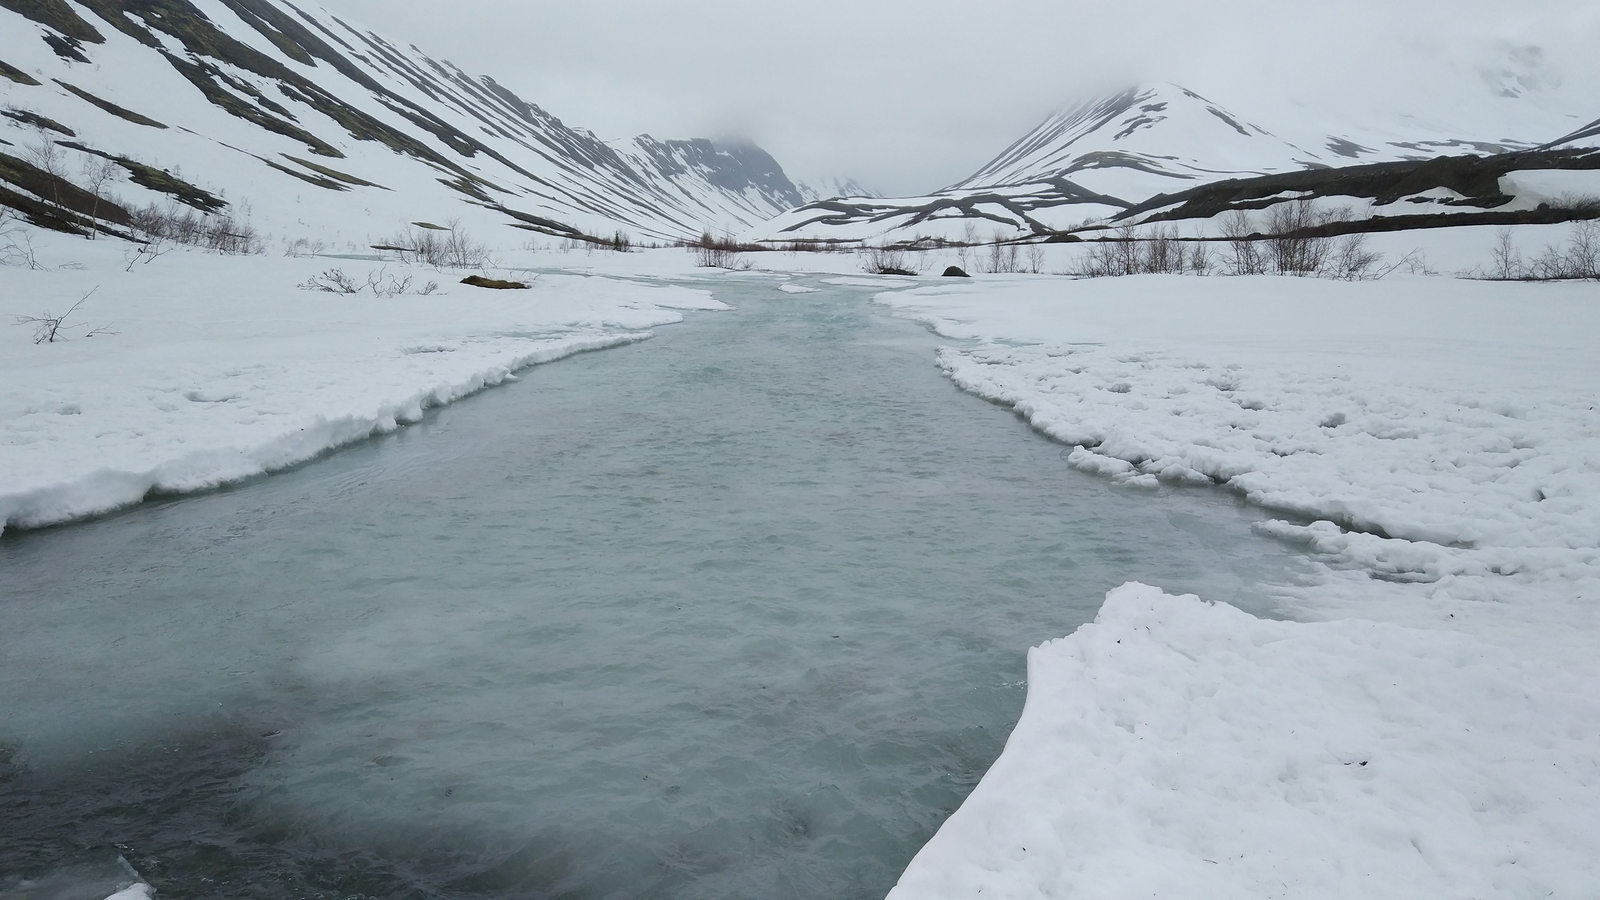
[874,273,1600,898]
[6,230,1599,897]
[0,237,720,533]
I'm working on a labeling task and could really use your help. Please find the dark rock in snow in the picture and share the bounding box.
[461,276,530,290]
[942,266,971,278]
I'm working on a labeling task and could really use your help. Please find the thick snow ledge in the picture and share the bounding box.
[888,583,1599,899]
[0,333,641,531]
[1,249,722,533]
[873,275,1600,898]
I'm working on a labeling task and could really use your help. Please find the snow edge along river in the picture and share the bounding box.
[0,251,724,534]
[874,275,1600,899]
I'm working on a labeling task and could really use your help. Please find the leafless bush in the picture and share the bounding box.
[283,237,328,258]
[609,230,632,253]
[123,231,171,271]
[0,208,45,270]
[1141,223,1188,274]
[1529,220,1600,280]
[1552,193,1600,214]
[691,231,754,269]
[1486,227,1524,280]
[1025,243,1047,274]
[861,245,917,275]
[11,288,114,343]
[1218,201,1385,279]
[1222,209,1264,275]
[1471,222,1600,281]
[1325,232,1384,281]
[130,201,262,255]
[384,220,491,268]
[1074,223,1204,277]
[984,229,1023,274]
[1263,201,1352,275]
[23,129,66,207]
[78,157,119,238]
[298,267,440,297]
[956,222,981,272]
[299,268,361,294]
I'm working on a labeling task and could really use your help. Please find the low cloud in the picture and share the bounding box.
[320,0,1600,195]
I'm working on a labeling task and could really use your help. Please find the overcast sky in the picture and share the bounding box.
[319,1,1599,195]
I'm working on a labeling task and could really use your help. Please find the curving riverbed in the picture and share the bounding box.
[0,277,1310,899]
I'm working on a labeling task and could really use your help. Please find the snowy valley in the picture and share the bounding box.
[3,3,1600,900]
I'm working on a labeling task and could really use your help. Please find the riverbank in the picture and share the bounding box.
[0,240,721,533]
[875,274,1600,898]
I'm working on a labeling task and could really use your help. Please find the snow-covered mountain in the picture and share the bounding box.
[750,82,1596,244]
[0,0,808,246]
[796,176,879,204]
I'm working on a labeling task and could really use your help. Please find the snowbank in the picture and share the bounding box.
[889,583,1599,899]
[1,243,721,532]
[876,273,1600,897]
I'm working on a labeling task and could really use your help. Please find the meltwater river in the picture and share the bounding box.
[0,278,1308,899]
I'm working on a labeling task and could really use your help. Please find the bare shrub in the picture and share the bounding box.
[1074,223,1204,277]
[1326,232,1383,281]
[1218,202,1385,279]
[861,245,917,275]
[691,231,754,269]
[1552,193,1600,214]
[0,208,45,270]
[956,222,980,272]
[1486,227,1524,280]
[1263,200,1349,275]
[1568,219,1600,278]
[1026,244,1046,274]
[123,231,171,271]
[284,237,328,258]
[299,268,361,294]
[385,220,490,268]
[1140,224,1188,274]
[984,229,1022,274]
[1222,210,1264,275]
[24,129,66,207]
[1525,220,1600,280]
[11,288,114,343]
[298,267,440,296]
[130,201,262,255]
[78,157,118,238]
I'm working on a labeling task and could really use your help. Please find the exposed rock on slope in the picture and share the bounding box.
[0,0,807,244]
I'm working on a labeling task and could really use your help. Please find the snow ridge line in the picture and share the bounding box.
[0,332,648,534]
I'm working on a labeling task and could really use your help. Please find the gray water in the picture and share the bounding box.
[0,278,1309,900]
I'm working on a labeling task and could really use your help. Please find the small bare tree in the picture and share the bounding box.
[1222,209,1264,275]
[985,229,1022,274]
[1326,232,1383,281]
[297,267,440,296]
[690,231,752,269]
[78,156,119,239]
[12,288,114,343]
[24,128,66,208]
[861,245,916,275]
[1487,227,1523,280]
[0,207,44,269]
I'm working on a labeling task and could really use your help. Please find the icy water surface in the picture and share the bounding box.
[0,279,1310,899]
